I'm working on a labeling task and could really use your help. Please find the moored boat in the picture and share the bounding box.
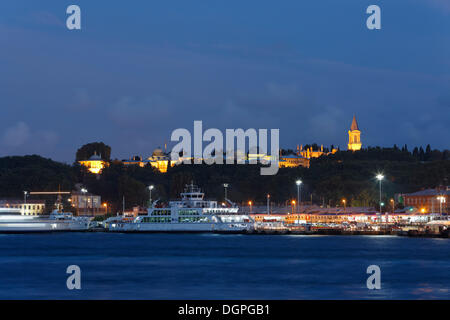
[0,206,91,233]
[107,183,254,233]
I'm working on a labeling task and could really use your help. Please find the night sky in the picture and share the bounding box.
[1,1,449,163]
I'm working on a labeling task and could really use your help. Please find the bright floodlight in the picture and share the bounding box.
[81,188,87,193]
[149,185,154,190]
[376,174,384,181]
[296,180,302,186]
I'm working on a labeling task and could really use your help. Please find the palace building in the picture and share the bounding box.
[348,115,362,151]
[296,144,338,159]
[279,154,310,168]
[122,148,176,173]
[78,152,109,174]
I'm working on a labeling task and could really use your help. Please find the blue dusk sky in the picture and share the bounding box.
[0,0,449,162]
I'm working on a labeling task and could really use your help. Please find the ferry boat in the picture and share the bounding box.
[0,204,91,233]
[107,183,254,233]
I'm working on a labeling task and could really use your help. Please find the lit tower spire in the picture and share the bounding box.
[348,114,362,151]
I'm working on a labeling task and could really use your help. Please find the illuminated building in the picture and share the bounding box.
[0,200,45,215]
[348,114,362,151]
[278,154,310,168]
[148,148,172,173]
[122,148,176,173]
[400,187,449,214]
[78,152,108,174]
[122,156,146,168]
[70,190,105,216]
[247,153,272,164]
[297,144,338,159]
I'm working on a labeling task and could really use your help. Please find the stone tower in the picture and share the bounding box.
[348,115,362,151]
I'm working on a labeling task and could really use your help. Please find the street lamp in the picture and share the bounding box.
[248,201,252,214]
[223,183,229,201]
[103,202,108,215]
[376,174,384,213]
[291,200,296,214]
[437,196,446,215]
[296,180,302,213]
[342,199,346,213]
[148,185,154,208]
[22,191,29,215]
[267,194,270,215]
[81,188,88,215]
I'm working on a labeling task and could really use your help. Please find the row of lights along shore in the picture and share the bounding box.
[39,175,444,215]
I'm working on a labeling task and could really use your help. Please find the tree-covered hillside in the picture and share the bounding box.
[0,146,448,214]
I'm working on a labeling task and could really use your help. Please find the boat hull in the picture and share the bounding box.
[108,222,251,233]
[0,220,90,233]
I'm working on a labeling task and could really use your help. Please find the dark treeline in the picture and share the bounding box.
[0,145,449,214]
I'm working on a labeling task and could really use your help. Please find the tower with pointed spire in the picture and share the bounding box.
[348,115,362,151]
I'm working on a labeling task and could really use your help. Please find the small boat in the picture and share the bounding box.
[0,203,91,233]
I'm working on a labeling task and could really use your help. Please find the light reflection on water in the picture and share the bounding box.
[0,233,448,299]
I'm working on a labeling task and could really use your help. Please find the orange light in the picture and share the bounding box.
[248,201,252,206]
[291,200,296,205]
[103,203,107,207]
[420,208,426,213]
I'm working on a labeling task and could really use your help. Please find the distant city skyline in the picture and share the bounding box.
[1,1,449,163]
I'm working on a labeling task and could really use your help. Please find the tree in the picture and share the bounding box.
[425,144,432,161]
[75,142,111,162]
[419,147,425,161]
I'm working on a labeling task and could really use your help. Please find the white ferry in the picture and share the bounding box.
[107,183,254,233]
[0,205,91,233]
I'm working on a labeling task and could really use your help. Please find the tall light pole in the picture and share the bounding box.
[296,180,302,213]
[148,185,154,208]
[437,196,445,215]
[376,174,384,214]
[248,201,252,214]
[23,191,28,215]
[223,183,229,201]
[291,200,296,214]
[342,199,346,213]
[81,188,88,216]
[267,194,270,215]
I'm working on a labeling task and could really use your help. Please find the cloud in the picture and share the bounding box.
[1,122,31,147]
[0,122,59,152]
[109,95,173,127]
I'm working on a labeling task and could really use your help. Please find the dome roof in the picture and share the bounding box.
[152,148,165,157]
[88,152,102,161]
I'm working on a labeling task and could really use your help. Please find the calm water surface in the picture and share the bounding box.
[0,233,448,299]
